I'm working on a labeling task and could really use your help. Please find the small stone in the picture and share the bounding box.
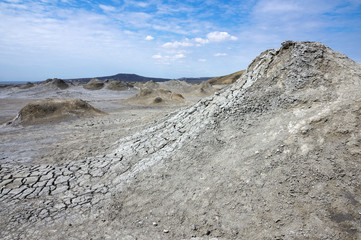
[152,222,158,226]
[191,224,197,231]
[68,165,81,171]
[163,229,169,233]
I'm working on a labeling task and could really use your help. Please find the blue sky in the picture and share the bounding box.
[0,0,360,81]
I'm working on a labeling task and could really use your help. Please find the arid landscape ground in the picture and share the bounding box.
[0,41,360,239]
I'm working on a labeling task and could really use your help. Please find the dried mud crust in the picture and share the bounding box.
[0,106,181,165]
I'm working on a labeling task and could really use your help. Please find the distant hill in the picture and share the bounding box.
[65,73,170,83]
[65,73,214,83]
[207,70,245,85]
[177,77,214,83]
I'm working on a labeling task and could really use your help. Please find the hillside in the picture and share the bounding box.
[207,70,246,85]
[1,41,360,239]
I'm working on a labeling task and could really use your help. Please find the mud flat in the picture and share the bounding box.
[0,86,187,165]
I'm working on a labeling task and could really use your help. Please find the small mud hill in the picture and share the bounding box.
[18,82,34,89]
[11,98,104,125]
[43,78,69,90]
[83,78,104,90]
[158,79,193,93]
[107,80,133,91]
[196,80,217,96]
[156,80,218,98]
[121,88,190,106]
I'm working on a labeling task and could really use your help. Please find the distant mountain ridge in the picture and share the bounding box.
[65,73,213,83]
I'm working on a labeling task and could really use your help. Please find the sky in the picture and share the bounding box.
[0,0,360,82]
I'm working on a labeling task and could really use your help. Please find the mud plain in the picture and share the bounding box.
[0,83,192,165]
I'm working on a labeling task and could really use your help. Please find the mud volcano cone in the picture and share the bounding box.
[12,98,105,125]
[84,78,104,90]
[121,88,190,106]
[108,41,361,239]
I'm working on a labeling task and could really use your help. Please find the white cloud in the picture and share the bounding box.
[194,37,209,45]
[135,2,149,8]
[207,31,238,42]
[257,1,301,13]
[198,58,207,62]
[152,53,186,64]
[162,39,193,48]
[126,0,150,8]
[152,54,162,59]
[4,0,21,3]
[214,53,228,57]
[174,53,185,59]
[99,4,116,12]
[145,35,154,40]
[162,31,237,49]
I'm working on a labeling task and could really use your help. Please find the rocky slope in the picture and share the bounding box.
[0,41,360,239]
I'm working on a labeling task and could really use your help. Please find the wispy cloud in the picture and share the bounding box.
[162,39,194,48]
[152,53,186,64]
[145,35,154,40]
[162,31,238,49]
[206,32,238,42]
[255,1,302,13]
[214,53,228,57]
[99,4,116,12]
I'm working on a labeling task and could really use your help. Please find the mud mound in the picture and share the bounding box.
[83,78,104,90]
[134,80,218,98]
[159,79,193,92]
[208,70,245,85]
[107,80,133,91]
[121,88,190,106]
[18,82,34,89]
[157,79,218,98]
[107,41,361,239]
[11,98,105,125]
[196,80,217,96]
[44,78,69,90]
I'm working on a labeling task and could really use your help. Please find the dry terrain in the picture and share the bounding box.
[0,41,360,240]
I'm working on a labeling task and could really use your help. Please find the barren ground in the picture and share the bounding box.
[0,86,187,165]
[1,41,360,240]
